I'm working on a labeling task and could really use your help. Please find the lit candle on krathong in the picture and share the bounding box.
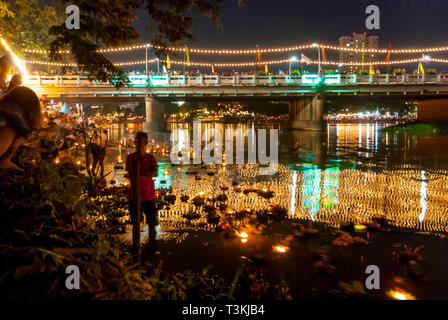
[273,245,289,253]
[163,168,170,176]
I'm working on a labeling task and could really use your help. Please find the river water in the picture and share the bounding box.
[103,122,448,235]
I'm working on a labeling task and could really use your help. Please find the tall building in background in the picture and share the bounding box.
[339,33,379,73]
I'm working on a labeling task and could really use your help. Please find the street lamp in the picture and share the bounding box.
[155,58,160,74]
[145,43,149,76]
[289,56,298,75]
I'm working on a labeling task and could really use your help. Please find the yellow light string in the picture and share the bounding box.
[24,57,440,68]
[23,42,448,55]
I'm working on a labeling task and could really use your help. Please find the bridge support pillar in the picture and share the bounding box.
[289,96,325,131]
[143,96,165,138]
[417,99,448,123]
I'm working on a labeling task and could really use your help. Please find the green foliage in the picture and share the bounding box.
[48,0,241,87]
[381,123,448,134]
[0,1,14,18]
[0,0,63,54]
[314,79,327,97]
[358,69,368,76]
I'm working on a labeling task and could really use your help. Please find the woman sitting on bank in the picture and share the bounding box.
[0,86,43,169]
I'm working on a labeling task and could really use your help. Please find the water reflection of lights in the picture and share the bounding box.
[419,171,427,223]
[111,159,448,235]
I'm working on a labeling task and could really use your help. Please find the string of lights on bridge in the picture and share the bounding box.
[23,42,448,55]
[23,57,448,68]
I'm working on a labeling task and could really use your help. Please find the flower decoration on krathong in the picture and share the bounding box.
[332,231,369,247]
[215,193,228,202]
[293,224,319,238]
[235,208,252,220]
[243,187,258,195]
[257,187,275,200]
[180,194,189,203]
[191,195,205,207]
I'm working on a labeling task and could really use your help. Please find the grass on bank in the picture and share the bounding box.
[381,122,448,134]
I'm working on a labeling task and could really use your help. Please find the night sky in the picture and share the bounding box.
[120,0,448,72]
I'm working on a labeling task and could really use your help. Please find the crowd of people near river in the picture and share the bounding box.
[0,54,160,237]
[0,54,111,171]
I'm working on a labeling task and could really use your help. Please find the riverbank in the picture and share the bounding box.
[381,122,448,133]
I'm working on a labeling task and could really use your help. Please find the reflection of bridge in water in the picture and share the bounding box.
[30,73,448,131]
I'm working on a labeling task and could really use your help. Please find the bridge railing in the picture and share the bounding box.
[25,73,448,88]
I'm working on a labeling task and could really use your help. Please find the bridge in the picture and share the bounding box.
[28,73,448,131]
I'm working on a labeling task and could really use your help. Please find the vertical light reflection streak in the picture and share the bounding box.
[419,171,427,223]
[323,167,340,210]
[290,171,298,216]
[358,124,362,157]
[301,168,321,221]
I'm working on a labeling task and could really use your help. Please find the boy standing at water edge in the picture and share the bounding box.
[126,132,159,238]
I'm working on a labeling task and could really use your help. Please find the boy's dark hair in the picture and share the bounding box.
[135,132,148,141]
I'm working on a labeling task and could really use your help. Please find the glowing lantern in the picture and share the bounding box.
[273,245,288,253]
